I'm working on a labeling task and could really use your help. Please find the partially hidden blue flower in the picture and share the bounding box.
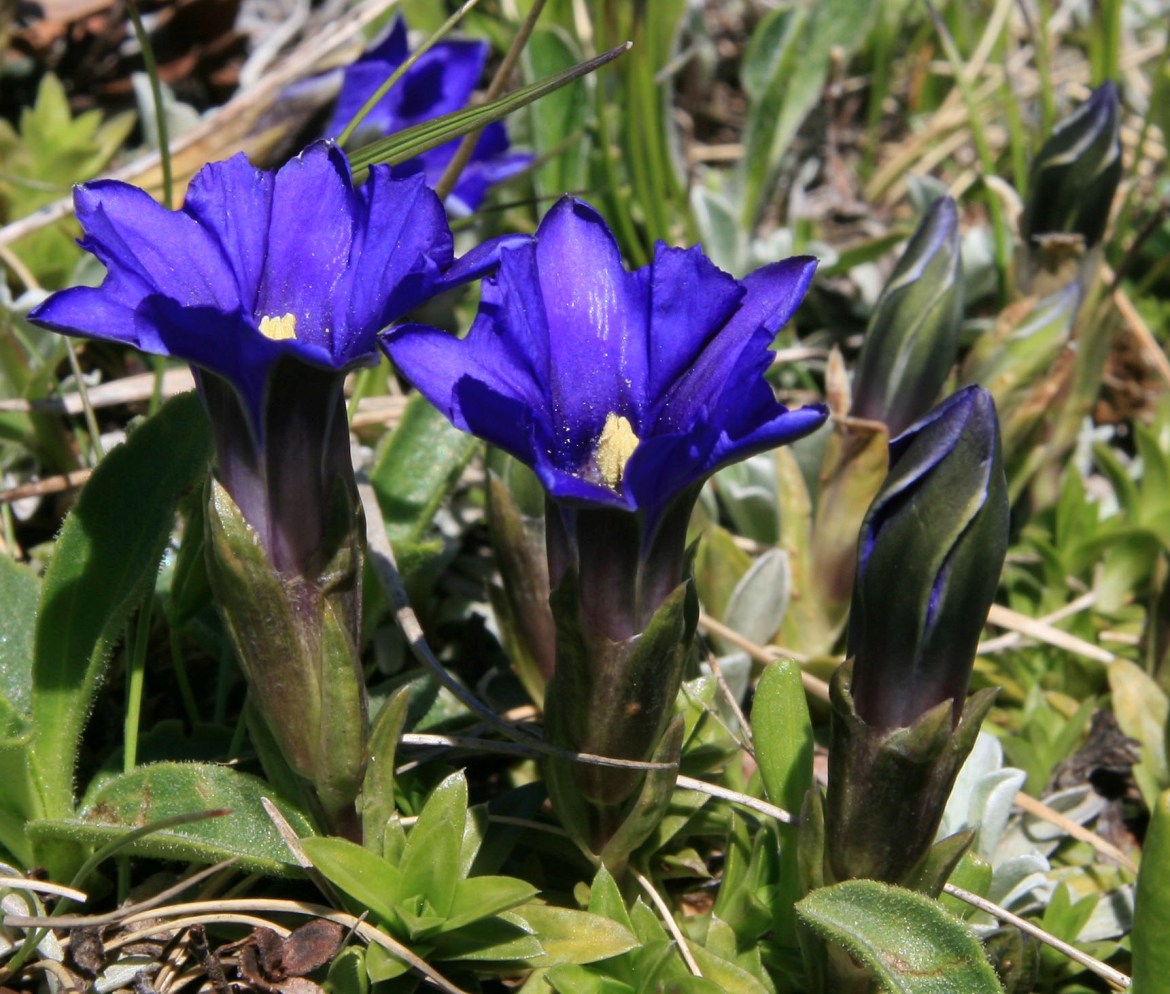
[30,140,500,575]
[325,16,533,215]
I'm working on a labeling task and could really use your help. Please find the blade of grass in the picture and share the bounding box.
[926,0,1012,302]
[126,0,173,208]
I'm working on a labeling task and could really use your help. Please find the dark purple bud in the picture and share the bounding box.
[1021,82,1122,249]
[850,196,964,436]
[848,386,1009,729]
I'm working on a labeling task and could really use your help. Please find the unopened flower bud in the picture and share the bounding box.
[848,386,1008,729]
[1021,81,1121,250]
[851,196,964,436]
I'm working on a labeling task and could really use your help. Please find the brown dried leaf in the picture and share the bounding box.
[68,925,106,977]
[279,920,343,977]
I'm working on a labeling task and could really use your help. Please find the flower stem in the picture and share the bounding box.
[126,0,173,209]
[436,0,547,202]
[123,598,154,773]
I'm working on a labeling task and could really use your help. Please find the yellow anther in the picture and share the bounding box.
[259,313,298,341]
[595,412,640,490]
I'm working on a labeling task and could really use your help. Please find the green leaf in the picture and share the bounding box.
[741,0,875,221]
[0,72,135,285]
[525,27,589,200]
[301,834,402,924]
[693,524,753,625]
[28,762,312,875]
[446,876,538,932]
[360,686,412,859]
[326,945,369,994]
[428,912,543,962]
[364,942,412,983]
[587,865,635,933]
[399,771,469,919]
[0,695,36,864]
[31,392,212,821]
[545,966,632,994]
[349,44,629,175]
[752,659,814,814]
[687,939,771,994]
[1109,659,1169,807]
[514,905,640,967]
[796,879,1005,993]
[0,555,39,714]
[711,813,760,936]
[723,549,791,648]
[1132,789,1170,994]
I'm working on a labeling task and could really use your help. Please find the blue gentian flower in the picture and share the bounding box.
[386,195,826,526]
[29,140,513,831]
[325,16,533,215]
[386,196,827,628]
[30,140,499,574]
[386,197,825,856]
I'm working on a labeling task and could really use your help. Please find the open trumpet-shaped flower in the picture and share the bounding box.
[325,16,532,215]
[30,140,499,574]
[385,197,826,858]
[29,140,505,833]
[387,198,825,551]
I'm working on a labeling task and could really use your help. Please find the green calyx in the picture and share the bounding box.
[823,661,996,889]
[204,476,368,832]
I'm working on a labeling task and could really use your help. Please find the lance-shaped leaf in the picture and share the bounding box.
[850,196,964,436]
[960,283,1080,464]
[796,879,1005,994]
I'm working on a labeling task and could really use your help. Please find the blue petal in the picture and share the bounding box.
[536,461,633,511]
[326,63,402,138]
[182,152,275,314]
[256,143,356,351]
[624,426,717,519]
[324,21,486,138]
[30,284,154,351]
[364,15,410,68]
[451,374,540,465]
[72,180,241,312]
[339,169,450,361]
[705,403,829,473]
[396,39,486,121]
[645,242,743,401]
[323,17,409,136]
[651,256,816,433]
[383,244,545,422]
[534,198,650,443]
